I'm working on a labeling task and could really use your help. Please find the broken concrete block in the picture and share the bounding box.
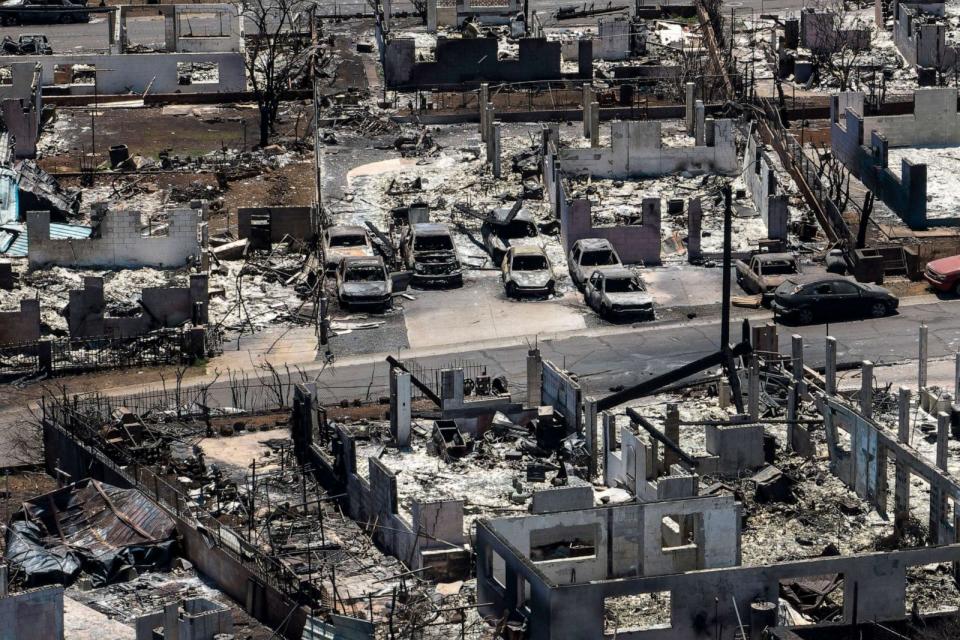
[212,238,249,260]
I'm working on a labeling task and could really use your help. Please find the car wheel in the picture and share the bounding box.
[953,281,960,297]
[505,282,518,298]
[797,308,814,324]
[870,301,889,318]
[59,13,73,23]
[599,304,610,320]
[339,298,350,311]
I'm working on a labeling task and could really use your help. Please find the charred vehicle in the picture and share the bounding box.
[401,223,463,287]
[322,225,375,273]
[735,252,801,302]
[501,245,554,298]
[481,204,539,266]
[583,267,654,320]
[568,238,623,290]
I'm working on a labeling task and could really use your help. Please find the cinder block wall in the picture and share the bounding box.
[0,585,64,640]
[28,209,203,269]
[0,299,40,346]
[743,131,789,240]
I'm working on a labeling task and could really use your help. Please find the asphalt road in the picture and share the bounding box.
[118,297,960,408]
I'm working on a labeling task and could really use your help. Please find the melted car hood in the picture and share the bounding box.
[342,281,389,296]
[511,271,552,287]
[605,291,653,306]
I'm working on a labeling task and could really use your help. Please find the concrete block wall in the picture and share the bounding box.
[892,1,956,69]
[705,423,766,475]
[383,36,588,89]
[0,299,40,346]
[67,274,208,339]
[0,62,42,159]
[830,90,937,227]
[28,209,204,268]
[596,17,631,60]
[799,9,870,54]
[556,120,738,178]
[561,196,662,265]
[0,585,64,640]
[237,206,316,242]
[743,130,789,240]
[13,52,245,95]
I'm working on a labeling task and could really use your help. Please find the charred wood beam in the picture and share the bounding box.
[626,407,698,469]
[385,355,441,406]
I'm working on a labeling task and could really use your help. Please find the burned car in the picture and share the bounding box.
[481,204,539,265]
[568,238,623,290]
[336,256,410,310]
[735,252,801,301]
[502,245,554,298]
[401,222,463,287]
[584,267,653,320]
[322,225,374,272]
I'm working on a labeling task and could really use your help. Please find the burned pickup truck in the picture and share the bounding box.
[735,252,801,302]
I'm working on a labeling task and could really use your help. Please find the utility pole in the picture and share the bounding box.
[721,184,746,413]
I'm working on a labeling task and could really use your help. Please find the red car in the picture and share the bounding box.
[924,255,960,295]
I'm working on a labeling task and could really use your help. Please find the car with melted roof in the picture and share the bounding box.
[584,267,654,320]
[568,238,623,290]
[735,252,801,301]
[501,245,554,298]
[322,225,375,273]
[336,256,408,310]
[401,222,463,287]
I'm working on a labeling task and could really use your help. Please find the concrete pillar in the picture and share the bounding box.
[582,85,593,137]
[602,411,616,486]
[704,117,715,146]
[694,100,705,145]
[786,381,797,451]
[0,564,7,597]
[955,351,960,400]
[585,397,598,478]
[825,336,837,396]
[427,0,437,29]
[390,368,411,447]
[527,347,542,408]
[860,360,873,420]
[479,83,489,134]
[492,123,502,178]
[383,0,391,30]
[718,379,730,408]
[684,81,696,135]
[895,387,911,539]
[687,198,702,262]
[919,324,928,392]
[748,356,760,421]
[663,404,680,472]
[440,368,465,409]
[937,411,950,471]
[749,601,777,640]
[589,102,600,147]
[165,602,180,640]
[791,334,804,393]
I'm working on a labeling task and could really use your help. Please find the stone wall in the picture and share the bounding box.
[28,208,206,268]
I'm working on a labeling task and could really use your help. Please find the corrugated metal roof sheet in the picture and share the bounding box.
[0,222,92,257]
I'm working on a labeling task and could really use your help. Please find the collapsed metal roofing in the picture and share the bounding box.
[5,478,177,587]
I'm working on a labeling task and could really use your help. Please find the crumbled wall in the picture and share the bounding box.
[66,274,208,339]
[0,299,40,346]
[830,90,943,227]
[28,209,206,269]
[892,1,956,69]
[0,62,42,159]
[383,36,590,88]
[11,52,246,95]
[556,120,738,178]
[743,129,789,240]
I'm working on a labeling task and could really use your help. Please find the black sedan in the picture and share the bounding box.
[771,277,899,325]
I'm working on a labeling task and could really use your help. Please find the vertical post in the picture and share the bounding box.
[748,355,760,421]
[860,360,873,420]
[584,398,598,479]
[663,403,680,472]
[527,347,542,408]
[479,83,488,134]
[919,324,929,392]
[390,368,411,447]
[589,101,600,147]
[895,387,911,540]
[937,411,950,471]
[721,185,745,414]
[791,334,804,393]
[955,350,960,400]
[786,382,797,451]
[931,411,951,544]
[825,336,837,396]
